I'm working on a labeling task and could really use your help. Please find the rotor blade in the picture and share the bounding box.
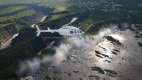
[35,25,40,31]
[31,24,35,28]
[62,17,78,27]
[40,16,48,22]
[69,17,78,24]
[46,41,55,48]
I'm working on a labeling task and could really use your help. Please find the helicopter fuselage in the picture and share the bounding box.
[37,26,84,37]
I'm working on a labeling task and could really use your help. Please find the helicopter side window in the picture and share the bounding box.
[70,31,74,34]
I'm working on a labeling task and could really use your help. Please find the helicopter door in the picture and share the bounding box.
[70,31,74,34]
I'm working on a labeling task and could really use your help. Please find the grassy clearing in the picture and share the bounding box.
[0,9,35,29]
[0,6,27,16]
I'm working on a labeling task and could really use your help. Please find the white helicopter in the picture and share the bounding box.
[31,17,84,37]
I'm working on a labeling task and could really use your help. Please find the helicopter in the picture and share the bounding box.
[31,16,84,37]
